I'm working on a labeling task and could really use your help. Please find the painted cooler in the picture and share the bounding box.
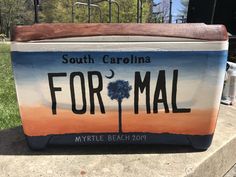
[11,24,228,150]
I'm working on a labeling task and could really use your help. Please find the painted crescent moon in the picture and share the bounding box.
[105,69,115,79]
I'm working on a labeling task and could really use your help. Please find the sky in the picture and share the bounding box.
[154,0,183,16]
[153,0,189,22]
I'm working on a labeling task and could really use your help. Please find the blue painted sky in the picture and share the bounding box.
[12,51,227,109]
[12,51,226,82]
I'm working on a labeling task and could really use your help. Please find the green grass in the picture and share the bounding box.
[0,44,21,130]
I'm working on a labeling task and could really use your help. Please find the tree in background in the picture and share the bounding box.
[0,0,34,37]
[39,0,151,23]
[0,0,152,36]
[179,0,189,17]
[151,0,189,23]
[150,0,170,23]
[161,0,170,22]
[40,0,73,23]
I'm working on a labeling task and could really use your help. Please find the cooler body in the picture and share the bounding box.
[10,24,228,150]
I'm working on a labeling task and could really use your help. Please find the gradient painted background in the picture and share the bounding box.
[12,51,227,136]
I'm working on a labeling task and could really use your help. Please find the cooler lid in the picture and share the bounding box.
[11,23,228,42]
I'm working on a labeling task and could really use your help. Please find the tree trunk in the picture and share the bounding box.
[118,100,122,133]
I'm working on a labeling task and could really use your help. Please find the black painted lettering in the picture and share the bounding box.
[70,58,75,63]
[103,55,109,63]
[172,70,191,113]
[153,70,169,113]
[62,54,68,64]
[48,73,67,115]
[88,55,94,63]
[70,72,87,114]
[88,71,105,114]
[134,72,151,114]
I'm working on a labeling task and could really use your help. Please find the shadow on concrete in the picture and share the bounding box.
[0,126,201,155]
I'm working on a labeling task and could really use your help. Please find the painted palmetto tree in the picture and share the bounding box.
[107,80,132,133]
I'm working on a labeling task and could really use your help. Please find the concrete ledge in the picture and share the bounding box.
[224,163,236,177]
[0,105,235,177]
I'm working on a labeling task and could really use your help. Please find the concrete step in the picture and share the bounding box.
[0,105,235,177]
[224,163,236,177]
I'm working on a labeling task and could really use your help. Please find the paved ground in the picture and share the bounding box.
[0,105,235,177]
[225,164,236,177]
